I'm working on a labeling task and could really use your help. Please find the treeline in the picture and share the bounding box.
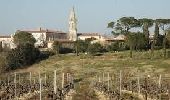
[52,39,106,56]
[108,17,170,58]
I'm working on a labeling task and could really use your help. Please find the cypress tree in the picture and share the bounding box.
[154,22,159,46]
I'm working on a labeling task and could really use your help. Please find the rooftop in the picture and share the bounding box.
[77,33,100,36]
[17,27,66,34]
[0,35,11,38]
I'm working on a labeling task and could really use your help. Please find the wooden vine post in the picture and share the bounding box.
[30,72,32,85]
[54,70,57,94]
[137,75,140,94]
[119,70,122,97]
[7,75,10,85]
[14,72,17,98]
[18,74,20,84]
[62,73,65,93]
[67,73,69,83]
[107,72,110,91]
[99,75,101,82]
[158,74,162,100]
[39,78,42,100]
[103,72,105,84]
[45,72,47,85]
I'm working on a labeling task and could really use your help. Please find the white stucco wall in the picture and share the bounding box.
[31,32,47,47]
[0,37,15,49]
[78,35,101,40]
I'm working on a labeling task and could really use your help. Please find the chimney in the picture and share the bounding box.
[39,27,42,31]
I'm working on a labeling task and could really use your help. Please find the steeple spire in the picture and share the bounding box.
[68,6,77,41]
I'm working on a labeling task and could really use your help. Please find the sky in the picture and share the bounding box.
[0,0,170,35]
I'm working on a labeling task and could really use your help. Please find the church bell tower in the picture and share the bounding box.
[68,7,77,41]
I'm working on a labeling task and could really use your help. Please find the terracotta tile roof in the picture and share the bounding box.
[0,36,11,38]
[106,35,125,41]
[57,39,74,43]
[77,33,100,36]
[48,39,74,43]
[17,28,66,34]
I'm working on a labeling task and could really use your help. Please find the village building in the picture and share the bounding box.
[0,7,125,49]
[0,35,15,49]
[16,28,67,48]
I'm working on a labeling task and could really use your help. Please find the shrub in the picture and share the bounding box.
[0,53,7,72]
[52,41,61,54]
[88,43,104,55]
[76,40,89,53]
[6,44,40,70]
[38,51,55,60]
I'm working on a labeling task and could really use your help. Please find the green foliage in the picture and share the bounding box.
[107,22,115,29]
[155,19,170,58]
[0,53,7,72]
[76,40,89,53]
[52,41,61,54]
[155,19,170,25]
[135,33,148,50]
[139,18,154,48]
[108,17,140,35]
[167,30,170,48]
[126,32,148,58]
[118,17,140,33]
[126,32,147,50]
[88,43,104,55]
[107,42,119,51]
[107,41,126,51]
[6,44,40,70]
[0,42,2,52]
[154,22,160,46]
[155,35,164,47]
[13,31,36,46]
[139,18,154,28]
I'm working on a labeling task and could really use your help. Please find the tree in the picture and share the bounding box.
[108,17,140,35]
[135,32,147,50]
[13,31,36,46]
[126,32,147,58]
[0,41,2,52]
[118,17,140,34]
[107,22,116,34]
[167,29,170,48]
[74,41,79,56]
[6,31,39,70]
[107,22,115,29]
[155,19,170,58]
[154,22,160,46]
[6,43,40,70]
[53,41,61,55]
[139,18,154,49]
[126,32,136,58]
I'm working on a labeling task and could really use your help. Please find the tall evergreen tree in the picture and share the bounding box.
[154,22,160,46]
[139,18,154,49]
[156,19,170,58]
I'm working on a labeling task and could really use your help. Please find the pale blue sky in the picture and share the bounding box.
[0,0,170,35]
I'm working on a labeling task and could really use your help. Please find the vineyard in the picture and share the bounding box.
[0,71,170,100]
[0,72,75,100]
[0,51,170,100]
[93,71,170,100]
